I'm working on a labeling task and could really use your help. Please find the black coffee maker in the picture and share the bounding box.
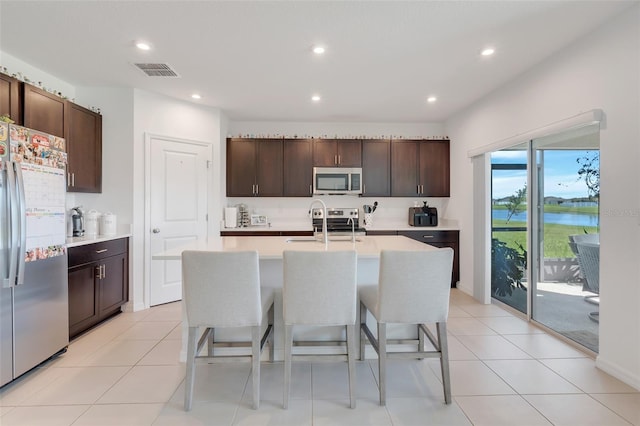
[71,206,84,237]
[409,201,438,227]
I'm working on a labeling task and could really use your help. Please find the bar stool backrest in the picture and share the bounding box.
[377,248,453,324]
[283,250,357,326]
[182,250,262,328]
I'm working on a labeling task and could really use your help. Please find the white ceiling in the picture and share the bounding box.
[0,1,634,123]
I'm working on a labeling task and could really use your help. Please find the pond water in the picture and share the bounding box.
[492,209,599,227]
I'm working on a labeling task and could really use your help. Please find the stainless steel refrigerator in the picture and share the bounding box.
[0,122,69,387]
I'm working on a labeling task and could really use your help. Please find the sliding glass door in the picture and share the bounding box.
[490,143,529,314]
[530,126,600,352]
[490,124,600,352]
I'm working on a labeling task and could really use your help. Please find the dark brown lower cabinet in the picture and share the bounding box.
[397,230,459,287]
[68,238,129,338]
[220,231,314,237]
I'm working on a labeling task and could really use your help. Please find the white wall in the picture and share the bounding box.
[131,90,223,311]
[446,7,640,389]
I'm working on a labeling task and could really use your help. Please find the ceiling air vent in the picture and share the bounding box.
[133,63,180,77]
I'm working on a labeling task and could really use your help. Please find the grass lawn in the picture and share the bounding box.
[492,219,599,258]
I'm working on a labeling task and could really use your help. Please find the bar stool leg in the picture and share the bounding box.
[359,302,367,361]
[268,304,275,361]
[283,325,293,409]
[437,322,452,404]
[251,325,261,409]
[184,326,198,411]
[346,324,356,408]
[208,327,215,356]
[377,322,387,406]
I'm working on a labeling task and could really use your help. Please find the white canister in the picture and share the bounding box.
[100,212,117,236]
[85,210,101,237]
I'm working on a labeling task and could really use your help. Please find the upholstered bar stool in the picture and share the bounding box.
[359,248,454,405]
[182,250,274,411]
[282,250,358,409]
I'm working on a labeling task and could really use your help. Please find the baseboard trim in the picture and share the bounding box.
[596,356,640,391]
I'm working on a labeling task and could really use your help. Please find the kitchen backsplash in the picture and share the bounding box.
[224,197,449,228]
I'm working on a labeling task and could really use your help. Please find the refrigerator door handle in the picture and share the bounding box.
[2,162,19,288]
[14,162,26,286]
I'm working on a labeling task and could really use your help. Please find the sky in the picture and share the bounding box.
[491,149,599,199]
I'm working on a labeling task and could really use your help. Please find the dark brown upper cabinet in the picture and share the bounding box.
[23,84,65,138]
[283,139,313,197]
[65,102,102,193]
[227,138,283,197]
[391,139,450,197]
[312,139,362,167]
[362,139,390,197]
[0,74,23,124]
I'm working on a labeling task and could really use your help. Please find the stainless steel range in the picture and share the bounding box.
[311,208,366,235]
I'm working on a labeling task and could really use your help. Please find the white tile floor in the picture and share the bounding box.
[0,289,638,426]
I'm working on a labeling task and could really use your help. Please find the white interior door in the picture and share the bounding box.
[149,136,210,306]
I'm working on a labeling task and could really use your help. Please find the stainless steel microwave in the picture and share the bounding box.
[313,167,363,195]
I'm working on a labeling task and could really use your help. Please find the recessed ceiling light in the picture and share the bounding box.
[136,41,151,51]
[191,94,201,100]
[311,95,321,102]
[481,47,495,56]
[313,46,326,55]
[427,96,437,103]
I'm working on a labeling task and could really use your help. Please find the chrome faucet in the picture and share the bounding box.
[347,217,355,243]
[309,199,328,248]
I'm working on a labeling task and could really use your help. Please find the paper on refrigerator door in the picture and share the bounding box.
[22,163,66,261]
[9,125,67,262]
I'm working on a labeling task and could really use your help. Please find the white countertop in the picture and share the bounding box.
[153,235,439,260]
[66,231,132,248]
[221,218,459,233]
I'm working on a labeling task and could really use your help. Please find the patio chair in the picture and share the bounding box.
[568,233,599,291]
[575,241,600,323]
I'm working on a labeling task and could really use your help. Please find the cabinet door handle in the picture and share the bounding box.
[101,264,106,279]
[334,155,338,165]
[338,155,341,165]
[363,184,366,194]
[72,173,75,187]
[95,265,101,278]
[95,249,108,254]
[417,185,420,194]
[422,235,434,239]
[309,184,312,195]
[67,172,71,186]
[255,184,259,195]
[421,184,424,194]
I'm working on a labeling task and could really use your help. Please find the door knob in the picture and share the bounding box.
[152,228,161,233]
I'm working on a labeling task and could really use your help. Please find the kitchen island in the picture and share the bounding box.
[153,235,441,360]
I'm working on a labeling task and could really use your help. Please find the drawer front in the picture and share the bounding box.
[366,231,398,236]
[68,238,128,267]
[398,230,458,243]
